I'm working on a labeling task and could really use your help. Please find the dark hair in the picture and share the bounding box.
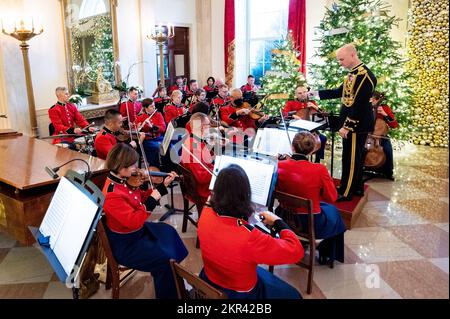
[206,76,215,84]
[158,86,167,93]
[247,75,255,79]
[210,164,254,219]
[128,86,138,93]
[189,79,197,85]
[104,109,121,123]
[195,88,206,96]
[372,91,386,101]
[105,143,139,173]
[142,98,154,108]
[191,102,209,115]
[292,131,316,155]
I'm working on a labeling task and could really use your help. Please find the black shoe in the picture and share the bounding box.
[385,174,395,181]
[336,194,352,202]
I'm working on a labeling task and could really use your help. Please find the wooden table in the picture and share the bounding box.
[0,135,108,245]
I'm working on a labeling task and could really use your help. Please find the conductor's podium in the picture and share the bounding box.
[332,179,369,229]
[0,135,108,245]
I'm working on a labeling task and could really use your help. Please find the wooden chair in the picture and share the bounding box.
[170,260,227,299]
[96,217,136,299]
[177,164,205,247]
[269,190,322,294]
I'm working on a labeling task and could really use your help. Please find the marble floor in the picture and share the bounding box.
[0,143,448,299]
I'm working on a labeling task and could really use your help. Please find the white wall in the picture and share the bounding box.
[211,0,225,83]
[0,0,67,135]
[116,0,145,90]
[153,0,198,83]
[0,0,200,135]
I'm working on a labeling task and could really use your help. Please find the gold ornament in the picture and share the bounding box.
[408,0,449,148]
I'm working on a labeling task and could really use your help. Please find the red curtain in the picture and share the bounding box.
[224,0,235,86]
[288,0,307,75]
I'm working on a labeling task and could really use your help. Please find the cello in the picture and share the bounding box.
[365,98,390,169]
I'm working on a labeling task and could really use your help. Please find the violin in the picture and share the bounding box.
[291,100,328,121]
[115,128,157,142]
[235,101,266,120]
[115,128,141,142]
[126,168,173,189]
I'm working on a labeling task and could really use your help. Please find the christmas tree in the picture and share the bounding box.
[407,0,449,148]
[259,32,307,115]
[309,0,413,140]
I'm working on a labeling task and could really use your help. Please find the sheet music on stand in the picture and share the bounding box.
[31,174,103,285]
[161,121,175,156]
[209,155,277,207]
[253,128,298,157]
[289,119,325,132]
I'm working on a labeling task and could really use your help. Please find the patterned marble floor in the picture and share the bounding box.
[0,143,448,299]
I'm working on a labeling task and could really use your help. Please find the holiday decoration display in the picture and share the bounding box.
[309,0,413,140]
[407,0,449,147]
[259,32,307,115]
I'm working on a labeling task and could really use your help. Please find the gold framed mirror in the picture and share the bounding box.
[60,0,121,106]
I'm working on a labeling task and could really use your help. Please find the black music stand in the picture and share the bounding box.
[324,113,341,178]
[159,122,186,222]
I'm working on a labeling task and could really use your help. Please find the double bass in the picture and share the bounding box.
[365,102,390,169]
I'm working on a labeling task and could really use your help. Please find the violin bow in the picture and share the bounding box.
[137,109,157,132]
[130,118,155,189]
[181,144,217,177]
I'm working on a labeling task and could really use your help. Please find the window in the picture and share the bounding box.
[236,0,289,85]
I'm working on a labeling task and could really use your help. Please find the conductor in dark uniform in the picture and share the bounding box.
[310,44,377,201]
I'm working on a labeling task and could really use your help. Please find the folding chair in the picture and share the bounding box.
[170,260,226,299]
[269,190,323,294]
[96,217,137,299]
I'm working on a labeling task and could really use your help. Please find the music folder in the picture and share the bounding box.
[253,128,298,157]
[209,155,278,207]
[289,119,327,131]
[29,171,104,286]
[161,121,175,156]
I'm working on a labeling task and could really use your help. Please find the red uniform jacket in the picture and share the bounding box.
[120,100,142,124]
[135,111,166,139]
[377,104,398,128]
[198,206,304,292]
[94,126,117,160]
[211,95,230,108]
[203,85,215,93]
[48,102,89,144]
[277,155,338,213]
[282,100,318,117]
[220,104,257,131]
[240,84,259,94]
[168,84,188,95]
[163,103,187,124]
[102,174,155,233]
[180,136,214,204]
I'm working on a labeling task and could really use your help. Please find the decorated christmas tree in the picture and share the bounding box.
[407,0,449,147]
[309,0,413,140]
[259,32,307,115]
